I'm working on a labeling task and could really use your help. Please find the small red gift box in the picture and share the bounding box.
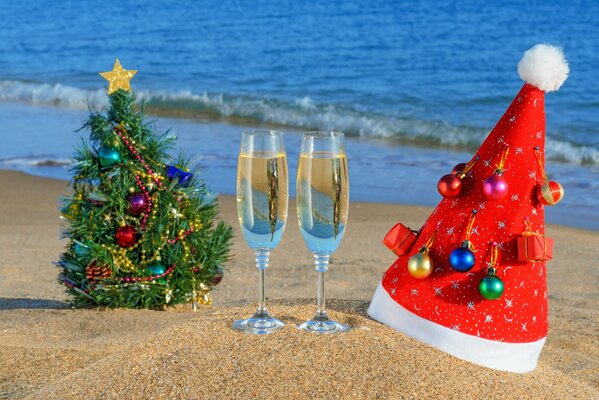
[383,223,418,256]
[517,233,553,262]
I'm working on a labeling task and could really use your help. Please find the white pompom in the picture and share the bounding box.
[517,44,569,92]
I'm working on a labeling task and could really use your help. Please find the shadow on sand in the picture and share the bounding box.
[0,297,70,310]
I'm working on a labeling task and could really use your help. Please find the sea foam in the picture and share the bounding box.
[0,79,597,166]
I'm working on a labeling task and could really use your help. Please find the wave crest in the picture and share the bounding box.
[0,79,597,165]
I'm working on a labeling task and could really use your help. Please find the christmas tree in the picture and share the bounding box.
[58,59,233,309]
[370,44,568,372]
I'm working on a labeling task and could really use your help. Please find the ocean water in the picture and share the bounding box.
[0,1,598,229]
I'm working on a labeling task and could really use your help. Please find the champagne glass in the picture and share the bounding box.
[297,131,350,334]
[234,130,288,334]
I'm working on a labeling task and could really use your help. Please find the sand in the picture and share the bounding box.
[0,170,598,399]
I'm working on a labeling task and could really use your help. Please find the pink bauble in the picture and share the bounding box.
[483,173,509,200]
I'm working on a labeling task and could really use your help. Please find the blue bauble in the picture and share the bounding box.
[147,263,166,276]
[166,165,193,187]
[98,147,121,167]
[449,247,475,272]
[73,242,90,257]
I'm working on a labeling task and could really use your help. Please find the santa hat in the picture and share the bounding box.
[368,44,569,373]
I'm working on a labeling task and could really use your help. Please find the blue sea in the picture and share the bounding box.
[0,1,598,229]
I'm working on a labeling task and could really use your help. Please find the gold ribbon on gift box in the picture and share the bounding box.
[522,219,548,262]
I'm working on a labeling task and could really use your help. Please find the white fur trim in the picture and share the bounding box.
[368,282,545,373]
[517,44,569,92]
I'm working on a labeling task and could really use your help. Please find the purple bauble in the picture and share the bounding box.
[128,194,147,215]
[483,173,509,200]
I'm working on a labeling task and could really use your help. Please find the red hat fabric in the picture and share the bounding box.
[369,44,569,373]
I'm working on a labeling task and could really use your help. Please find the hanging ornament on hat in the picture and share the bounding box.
[407,231,436,279]
[115,225,138,248]
[451,163,467,175]
[516,218,554,263]
[437,157,478,198]
[479,242,505,300]
[483,147,510,200]
[534,147,564,206]
[449,209,477,272]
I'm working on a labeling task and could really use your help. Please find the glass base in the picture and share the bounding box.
[232,309,285,335]
[298,314,349,334]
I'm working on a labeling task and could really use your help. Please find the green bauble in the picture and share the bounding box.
[479,275,504,300]
[147,263,166,276]
[98,147,121,167]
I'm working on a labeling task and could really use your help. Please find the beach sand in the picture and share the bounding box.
[0,170,597,399]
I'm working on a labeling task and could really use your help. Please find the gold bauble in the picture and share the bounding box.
[407,251,433,279]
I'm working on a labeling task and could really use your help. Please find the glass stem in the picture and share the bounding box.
[255,248,270,315]
[314,253,330,320]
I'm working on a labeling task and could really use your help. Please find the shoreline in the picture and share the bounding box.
[4,167,598,234]
[1,99,598,231]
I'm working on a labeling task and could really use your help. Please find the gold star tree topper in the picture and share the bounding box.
[99,59,137,94]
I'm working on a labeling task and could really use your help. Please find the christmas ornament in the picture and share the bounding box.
[534,148,564,206]
[369,44,569,373]
[85,262,112,284]
[407,232,436,279]
[449,210,477,272]
[98,147,121,167]
[115,225,138,248]
[383,222,418,256]
[437,157,478,198]
[99,59,137,95]
[165,287,173,304]
[166,165,193,187]
[479,270,504,300]
[537,180,564,206]
[73,242,90,257]
[478,243,504,300]
[211,265,224,286]
[449,242,475,272]
[127,193,147,215]
[147,263,166,276]
[452,163,468,175]
[483,147,509,200]
[437,174,462,198]
[517,219,554,262]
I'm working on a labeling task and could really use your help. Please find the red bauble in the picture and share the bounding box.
[211,265,224,286]
[437,174,462,198]
[115,226,138,248]
[452,163,468,175]
[536,180,564,206]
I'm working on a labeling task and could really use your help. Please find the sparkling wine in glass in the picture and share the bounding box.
[234,130,288,334]
[297,131,349,334]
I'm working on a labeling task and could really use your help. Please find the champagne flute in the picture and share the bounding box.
[297,131,349,334]
[234,130,288,334]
